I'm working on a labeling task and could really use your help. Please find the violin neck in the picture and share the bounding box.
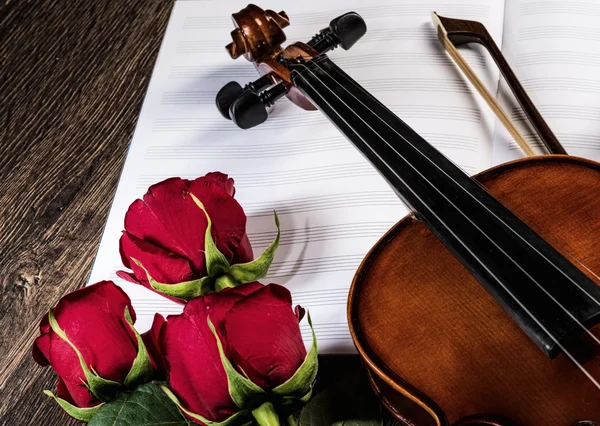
[291,56,600,358]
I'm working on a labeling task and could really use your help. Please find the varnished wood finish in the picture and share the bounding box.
[434,14,567,155]
[226,5,289,62]
[349,156,600,425]
[225,4,319,109]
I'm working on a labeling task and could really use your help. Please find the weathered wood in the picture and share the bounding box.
[0,1,173,423]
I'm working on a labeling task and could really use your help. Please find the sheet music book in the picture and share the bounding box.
[88,0,600,353]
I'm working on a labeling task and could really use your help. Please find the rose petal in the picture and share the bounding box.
[202,172,235,197]
[182,282,264,319]
[56,377,77,406]
[32,332,50,366]
[231,233,253,264]
[124,175,249,277]
[119,232,195,284]
[59,375,98,408]
[161,307,233,421]
[55,376,101,409]
[161,283,264,421]
[115,270,141,285]
[142,313,166,378]
[48,282,138,389]
[223,284,307,389]
[294,305,306,322]
[187,175,249,263]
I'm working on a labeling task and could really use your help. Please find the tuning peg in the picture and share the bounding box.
[307,12,366,53]
[216,74,275,119]
[216,82,244,119]
[230,83,287,129]
[230,91,268,129]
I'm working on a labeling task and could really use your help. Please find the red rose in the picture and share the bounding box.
[160,283,316,425]
[32,281,164,420]
[117,173,272,302]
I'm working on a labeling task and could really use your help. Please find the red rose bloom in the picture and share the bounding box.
[160,283,309,424]
[32,281,164,410]
[117,173,253,301]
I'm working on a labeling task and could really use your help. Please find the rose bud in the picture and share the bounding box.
[32,281,164,422]
[117,173,280,302]
[159,283,317,426]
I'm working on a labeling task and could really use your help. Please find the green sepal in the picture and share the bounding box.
[123,307,153,388]
[160,385,250,426]
[207,317,265,408]
[43,390,104,422]
[48,310,122,401]
[190,194,231,277]
[228,212,280,283]
[131,258,211,300]
[299,387,313,403]
[272,312,318,398]
[252,401,280,426]
[124,307,135,326]
[286,413,299,426]
[214,274,237,292]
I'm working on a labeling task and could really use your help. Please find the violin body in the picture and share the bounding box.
[216,6,600,425]
[349,155,600,426]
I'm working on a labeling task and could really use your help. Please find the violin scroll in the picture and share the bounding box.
[215,4,366,128]
[225,5,289,62]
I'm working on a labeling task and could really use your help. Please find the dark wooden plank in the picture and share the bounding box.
[0,1,173,423]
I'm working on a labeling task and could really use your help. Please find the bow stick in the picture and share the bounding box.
[432,12,568,156]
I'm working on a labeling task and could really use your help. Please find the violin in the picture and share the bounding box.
[215,5,600,425]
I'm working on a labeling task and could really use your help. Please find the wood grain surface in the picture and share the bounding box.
[0,1,400,425]
[0,1,173,424]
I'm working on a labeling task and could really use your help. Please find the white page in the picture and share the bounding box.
[89,0,505,353]
[494,0,600,163]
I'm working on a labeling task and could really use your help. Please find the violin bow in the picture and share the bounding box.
[432,13,568,156]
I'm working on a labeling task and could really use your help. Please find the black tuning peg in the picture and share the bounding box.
[216,82,244,119]
[307,12,367,53]
[215,74,275,119]
[230,83,287,129]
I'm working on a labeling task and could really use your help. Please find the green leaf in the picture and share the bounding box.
[44,390,104,422]
[207,317,266,408]
[123,308,153,388]
[228,212,280,283]
[88,382,193,426]
[190,194,231,277]
[48,310,123,401]
[273,312,318,398]
[131,258,212,300]
[299,368,383,426]
[160,385,250,426]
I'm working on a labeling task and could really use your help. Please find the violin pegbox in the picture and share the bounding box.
[215,4,367,129]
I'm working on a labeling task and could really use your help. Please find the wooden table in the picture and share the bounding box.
[0,1,173,423]
[0,1,402,425]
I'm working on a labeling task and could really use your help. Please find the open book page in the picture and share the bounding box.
[493,0,600,163]
[88,0,505,353]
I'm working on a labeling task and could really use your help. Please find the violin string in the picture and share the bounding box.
[525,229,600,286]
[293,60,600,390]
[305,54,600,317]
[308,55,600,313]
[296,58,600,348]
